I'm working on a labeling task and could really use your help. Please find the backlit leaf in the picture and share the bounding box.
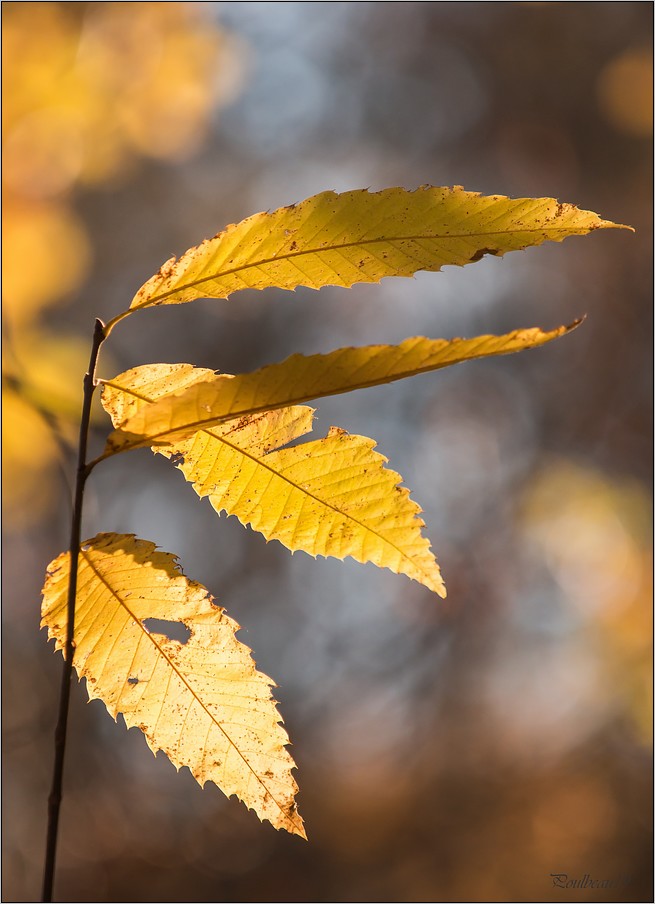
[125,187,629,312]
[102,365,445,596]
[105,323,577,453]
[40,532,306,838]
[101,362,315,453]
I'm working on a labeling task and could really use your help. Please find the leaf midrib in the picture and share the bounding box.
[198,427,440,590]
[108,329,549,445]
[133,224,582,308]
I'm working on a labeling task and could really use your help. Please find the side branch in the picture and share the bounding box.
[42,318,106,903]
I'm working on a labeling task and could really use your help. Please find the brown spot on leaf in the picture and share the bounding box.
[470,247,501,263]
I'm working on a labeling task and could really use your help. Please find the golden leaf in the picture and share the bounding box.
[40,533,306,838]
[101,365,445,596]
[123,187,629,313]
[105,323,578,453]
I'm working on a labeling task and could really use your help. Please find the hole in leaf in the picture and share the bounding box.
[127,676,139,685]
[142,618,192,644]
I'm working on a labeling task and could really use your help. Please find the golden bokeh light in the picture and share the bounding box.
[597,47,653,137]
[521,459,653,745]
[2,200,92,327]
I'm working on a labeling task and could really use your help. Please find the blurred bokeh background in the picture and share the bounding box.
[3,3,652,901]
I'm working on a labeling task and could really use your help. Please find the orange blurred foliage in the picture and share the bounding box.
[2,2,243,526]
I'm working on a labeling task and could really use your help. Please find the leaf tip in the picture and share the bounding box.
[284,802,308,840]
[293,823,309,842]
[566,316,586,332]
[598,219,635,233]
[430,574,447,599]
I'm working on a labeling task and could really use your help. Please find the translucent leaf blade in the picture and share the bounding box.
[129,187,630,309]
[233,426,445,596]
[101,362,315,456]
[106,323,578,452]
[41,533,306,838]
[102,366,445,596]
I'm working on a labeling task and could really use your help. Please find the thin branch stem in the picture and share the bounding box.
[42,318,106,903]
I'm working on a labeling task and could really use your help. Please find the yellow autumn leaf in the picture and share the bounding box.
[101,365,445,596]
[40,532,305,838]
[100,362,315,451]
[111,186,628,320]
[105,323,578,453]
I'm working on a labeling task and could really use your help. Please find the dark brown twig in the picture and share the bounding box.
[42,318,106,903]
